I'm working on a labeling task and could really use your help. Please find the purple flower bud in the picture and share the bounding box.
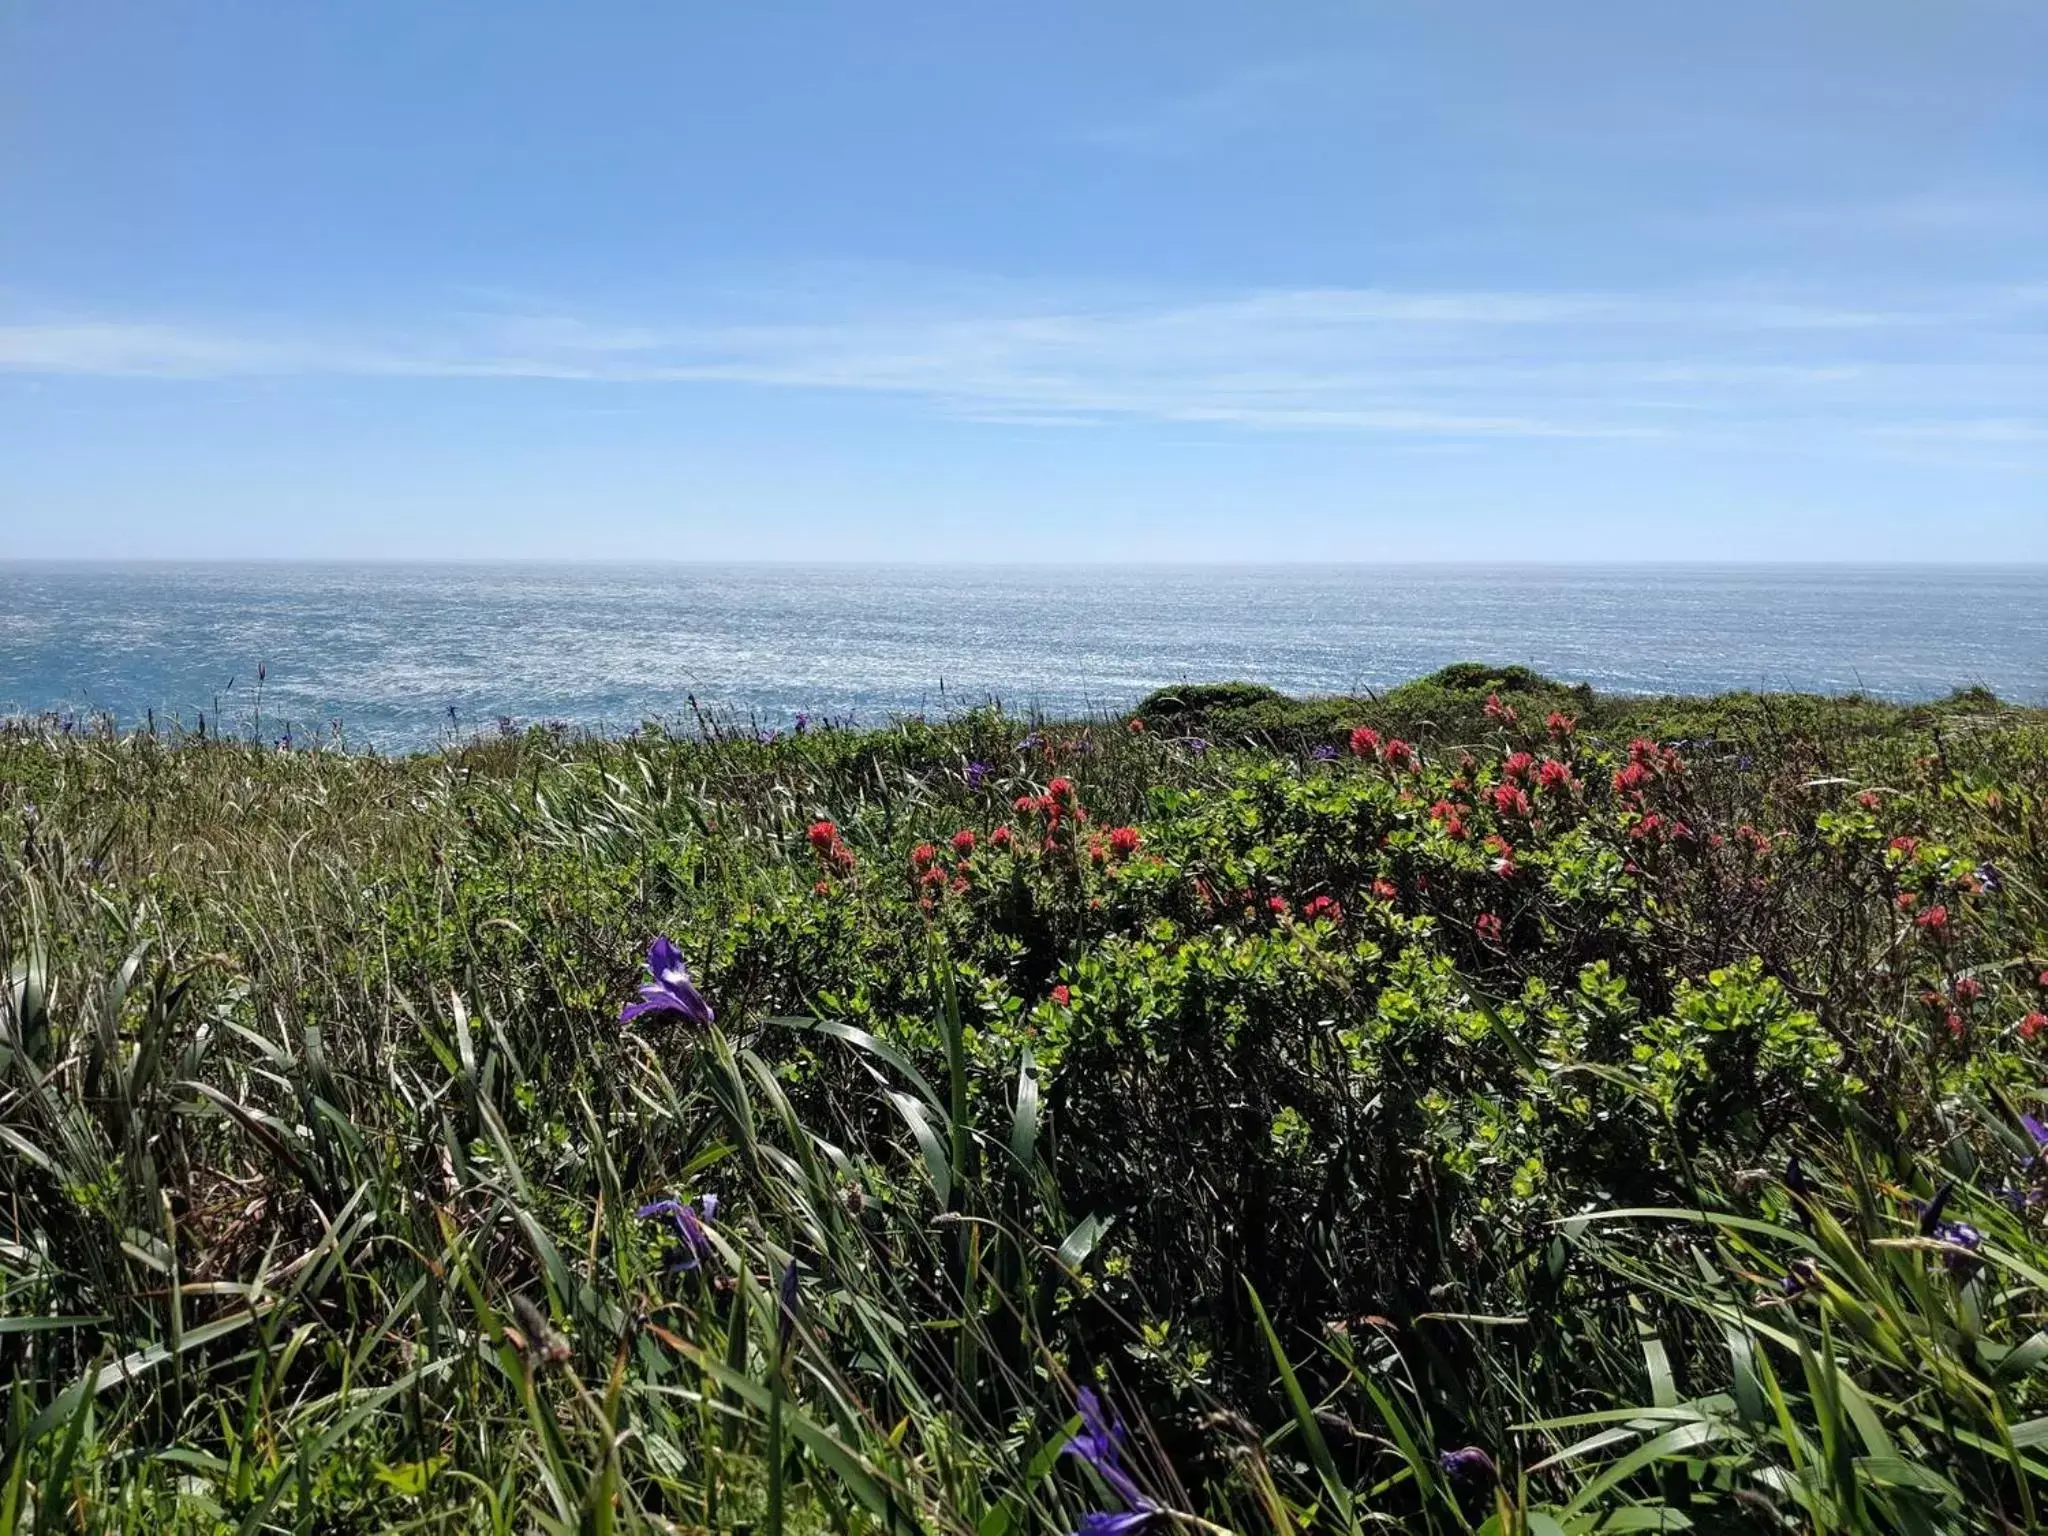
[620,936,715,1027]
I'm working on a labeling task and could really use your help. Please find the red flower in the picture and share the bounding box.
[990,824,1014,850]
[1372,878,1398,901]
[1048,777,1075,801]
[911,842,939,871]
[1127,717,1145,733]
[1483,694,1517,725]
[1485,834,1516,876]
[1895,892,1918,911]
[951,829,977,857]
[1946,1012,1966,1040]
[1502,751,1535,782]
[1546,711,1576,739]
[1303,894,1343,924]
[1349,725,1381,759]
[1613,761,1652,794]
[1429,798,1459,822]
[1953,977,1982,1005]
[1856,790,1881,810]
[1382,739,1414,767]
[1445,815,1468,841]
[1916,904,1950,933]
[813,879,833,897]
[1474,912,1503,943]
[807,821,839,851]
[2021,1012,2047,1041]
[1015,794,1038,816]
[1491,783,1531,818]
[1108,825,1141,859]
[1268,895,1291,917]
[1051,984,1071,1007]
[1537,758,1576,793]
[1888,835,1918,858]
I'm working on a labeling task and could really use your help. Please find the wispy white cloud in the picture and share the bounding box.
[2,283,2043,450]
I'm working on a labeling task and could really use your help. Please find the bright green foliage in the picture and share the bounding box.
[1,677,2046,1533]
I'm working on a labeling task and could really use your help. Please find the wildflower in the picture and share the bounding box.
[1438,1446,1497,1482]
[1502,751,1535,782]
[1490,783,1531,818]
[2023,1113,2048,1150]
[1186,738,1210,755]
[1062,1389,1157,1529]
[1856,790,1881,810]
[1613,761,1652,794]
[966,761,989,789]
[911,843,939,871]
[1311,744,1341,762]
[2024,1013,2048,1042]
[1108,826,1141,859]
[636,1194,719,1269]
[1303,894,1343,924]
[777,1257,801,1348]
[1915,904,1950,934]
[991,824,1014,850]
[1778,1257,1820,1298]
[1976,862,2005,894]
[808,820,839,851]
[1051,984,1072,1007]
[813,879,832,897]
[1382,739,1414,768]
[951,829,977,858]
[1474,912,1503,944]
[1127,717,1144,734]
[620,937,715,1027]
[1485,835,1516,877]
[1016,794,1039,816]
[1349,726,1381,759]
[1895,892,1917,911]
[1953,977,1982,1005]
[1020,732,1042,752]
[1049,776,1076,802]
[1917,1184,1984,1271]
[794,712,809,733]
[1546,711,1576,739]
[1372,878,1398,902]
[1888,835,1919,858]
[1268,895,1291,918]
[1482,693,1517,725]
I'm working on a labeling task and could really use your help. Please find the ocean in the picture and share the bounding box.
[2,562,2044,752]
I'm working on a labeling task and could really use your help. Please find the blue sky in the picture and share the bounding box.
[2,1,2044,560]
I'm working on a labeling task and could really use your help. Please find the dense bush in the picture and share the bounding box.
[3,676,2047,1533]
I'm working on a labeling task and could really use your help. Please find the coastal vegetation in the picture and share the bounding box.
[3,664,2046,1534]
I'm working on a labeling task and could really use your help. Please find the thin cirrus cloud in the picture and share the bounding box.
[0,284,2041,452]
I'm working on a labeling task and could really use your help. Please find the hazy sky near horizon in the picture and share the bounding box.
[3,2,2045,561]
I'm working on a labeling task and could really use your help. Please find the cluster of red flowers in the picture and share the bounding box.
[807,821,856,889]
[1483,693,1518,726]
[910,837,973,912]
[1474,912,1504,944]
[1348,726,1415,766]
[1372,877,1398,902]
[1536,758,1577,794]
[1429,797,1470,841]
[1490,782,1532,819]
[1612,737,1684,798]
[1546,710,1576,739]
[1302,893,1343,924]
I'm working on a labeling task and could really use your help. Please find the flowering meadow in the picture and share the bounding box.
[3,664,2048,1534]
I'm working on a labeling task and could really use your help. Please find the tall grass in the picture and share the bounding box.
[2,667,2046,1533]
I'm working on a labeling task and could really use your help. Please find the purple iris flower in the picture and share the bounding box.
[967,761,990,788]
[777,1257,801,1347]
[1438,1446,1497,1482]
[1186,738,1209,756]
[2025,1114,2048,1155]
[619,936,715,1027]
[1311,745,1341,762]
[1976,863,2004,894]
[636,1193,719,1268]
[1020,732,1043,753]
[794,712,809,734]
[1063,1388,1155,1525]
[1918,1183,1985,1271]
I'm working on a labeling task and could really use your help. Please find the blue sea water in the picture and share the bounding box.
[2,562,2044,752]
